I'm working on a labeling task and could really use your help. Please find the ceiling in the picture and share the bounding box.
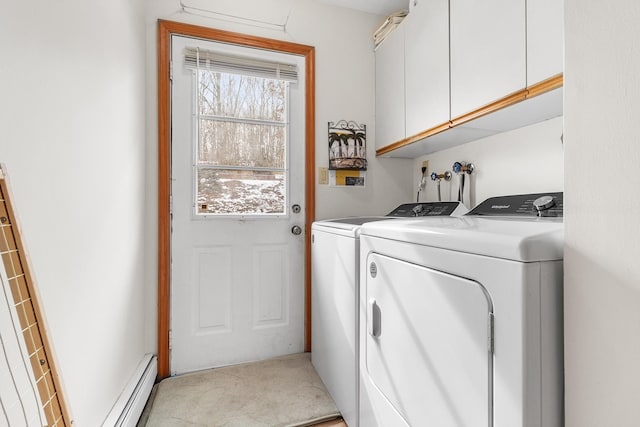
[315,0,409,16]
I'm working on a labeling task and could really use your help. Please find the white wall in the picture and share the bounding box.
[0,0,148,425]
[564,1,640,425]
[412,117,564,208]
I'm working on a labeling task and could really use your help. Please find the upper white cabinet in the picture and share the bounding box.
[450,0,526,118]
[374,0,563,157]
[527,0,564,85]
[375,24,405,150]
[404,0,450,137]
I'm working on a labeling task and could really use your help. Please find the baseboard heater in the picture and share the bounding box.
[102,354,157,427]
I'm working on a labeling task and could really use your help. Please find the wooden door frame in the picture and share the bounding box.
[157,19,315,379]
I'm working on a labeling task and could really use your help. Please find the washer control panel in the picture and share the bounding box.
[468,192,563,217]
[387,202,465,217]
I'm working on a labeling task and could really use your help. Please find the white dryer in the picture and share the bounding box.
[311,202,467,427]
[358,193,564,427]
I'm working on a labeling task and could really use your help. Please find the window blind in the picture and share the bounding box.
[184,47,298,82]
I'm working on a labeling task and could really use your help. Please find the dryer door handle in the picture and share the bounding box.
[368,298,382,338]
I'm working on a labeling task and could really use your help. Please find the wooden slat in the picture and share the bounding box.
[0,165,73,426]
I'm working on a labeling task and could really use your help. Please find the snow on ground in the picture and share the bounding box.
[198,178,285,214]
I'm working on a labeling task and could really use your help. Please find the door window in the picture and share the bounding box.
[188,50,294,217]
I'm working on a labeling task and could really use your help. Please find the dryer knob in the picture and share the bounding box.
[533,195,555,212]
[411,204,424,216]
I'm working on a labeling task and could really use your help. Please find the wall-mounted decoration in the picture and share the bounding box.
[328,120,367,170]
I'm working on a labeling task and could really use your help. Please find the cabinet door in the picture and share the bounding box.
[375,25,405,149]
[527,0,563,85]
[405,0,450,137]
[450,0,526,118]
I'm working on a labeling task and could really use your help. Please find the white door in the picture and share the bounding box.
[170,35,306,374]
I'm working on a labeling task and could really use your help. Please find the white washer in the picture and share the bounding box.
[358,193,564,427]
[311,202,468,427]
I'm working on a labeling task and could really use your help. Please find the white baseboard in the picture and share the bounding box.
[102,354,157,427]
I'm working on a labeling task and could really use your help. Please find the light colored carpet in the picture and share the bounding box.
[144,353,340,427]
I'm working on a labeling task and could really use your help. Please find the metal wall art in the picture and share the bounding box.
[328,120,367,170]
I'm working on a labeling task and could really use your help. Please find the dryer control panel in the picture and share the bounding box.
[387,202,466,217]
[468,192,563,217]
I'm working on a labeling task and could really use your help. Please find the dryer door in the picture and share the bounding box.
[362,253,493,427]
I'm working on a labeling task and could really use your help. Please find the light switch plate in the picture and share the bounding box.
[318,167,328,185]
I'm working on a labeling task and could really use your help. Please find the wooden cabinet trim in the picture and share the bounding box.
[450,89,528,127]
[376,122,450,156]
[526,73,564,99]
[375,73,563,157]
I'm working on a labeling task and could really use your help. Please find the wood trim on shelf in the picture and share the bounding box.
[375,73,564,156]
[526,73,564,99]
[376,121,450,156]
[157,20,316,379]
[450,89,528,127]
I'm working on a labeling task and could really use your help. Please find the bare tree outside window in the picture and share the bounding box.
[195,71,289,215]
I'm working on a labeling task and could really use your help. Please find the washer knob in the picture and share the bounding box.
[533,195,555,212]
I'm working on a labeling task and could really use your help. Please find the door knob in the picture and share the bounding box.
[291,225,302,235]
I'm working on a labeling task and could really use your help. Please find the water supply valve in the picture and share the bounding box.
[452,161,474,175]
[452,161,474,205]
[430,171,452,182]
[430,171,452,201]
